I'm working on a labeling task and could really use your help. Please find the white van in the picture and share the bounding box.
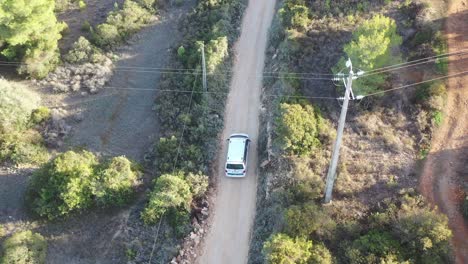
[225,133,250,177]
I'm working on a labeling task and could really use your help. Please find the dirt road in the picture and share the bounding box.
[197,1,276,263]
[419,2,468,264]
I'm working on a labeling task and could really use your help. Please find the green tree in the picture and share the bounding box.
[276,103,320,156]
[0,0,66,78]
[1,231,47,264]
[263,233,312,264]
[336,15,402,94]
[141,172,192,225]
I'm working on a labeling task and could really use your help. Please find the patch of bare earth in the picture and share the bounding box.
[419,2,468,264]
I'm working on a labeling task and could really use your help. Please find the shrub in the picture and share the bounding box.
[415,81,446,111]
[94,23,121,47]
[65,37,106,64]
[0,231,47,264]
[0,130,49,165]
[345,230,404,264]
[204,37,229,73]
[136,0,157,10]
[0,80,40,133]
[275,103,320,156]
[263,233,312,264]
[335,15,402,94]
[141,172,192,225]
[30,107,51,125]
[284,203,334,238]
[309,243,333,264]
[93,0,152,48]
[0,0,66,78]
[463,194,468,219]
[78,0,87,10]
[392,198,452,263]
[185,172,209,199]
[278,0,310,30]
[93,156,139,206]
[81,20,92,32]
[0,80,49,165]
[28,151,139,219]
[28,150,98,219]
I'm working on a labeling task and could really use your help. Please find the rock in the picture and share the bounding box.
[201,207,209,216]
[190,232,197,240]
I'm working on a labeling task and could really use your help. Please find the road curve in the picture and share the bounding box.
[419,2,468,264]
[197,1,276,263]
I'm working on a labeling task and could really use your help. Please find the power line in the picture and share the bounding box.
[360,50,468,79]
[1,49,466,81]
[363,70,468,97]
[171,65,200,173]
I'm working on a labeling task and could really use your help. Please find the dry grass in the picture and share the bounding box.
[334,108,418,205]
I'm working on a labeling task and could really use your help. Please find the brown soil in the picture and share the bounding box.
[419,1,468,263]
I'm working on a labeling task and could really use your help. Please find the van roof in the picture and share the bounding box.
[227,136,247,163]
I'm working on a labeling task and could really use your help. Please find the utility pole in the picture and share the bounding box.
[323,58,356,204]
[201,44,207,92]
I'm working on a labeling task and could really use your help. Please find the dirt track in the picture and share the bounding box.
[419,2,468,263]
[197,1,276,263]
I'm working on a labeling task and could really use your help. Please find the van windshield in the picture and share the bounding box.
[226,163,244,170]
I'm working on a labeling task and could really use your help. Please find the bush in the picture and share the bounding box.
[141,172,192,225]
[65,37,106,64]
[185,172,209,199]
[416,81,446,111]
[335,15,402,94]
[1,231,47,264]
[0,131,49,165]
[30,107,51,125]
[263,233,312,264]
[28,151,139,219]
[278,0,310,30]
[284,203,334,238]
[78,0,86,10]
[28,150,98,219]
[0,80,40,133]
[0,80,49,165]
[275,103,321,156]
[392,197,452,263]
[309,243,333,264]
[345,231,404,264]
[0,0,66,78]
[463,194,468,219]
[93,156,139,206]
[93,0,152,48]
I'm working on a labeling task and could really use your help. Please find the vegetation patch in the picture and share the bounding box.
[27,150,141,219]
[250,0,453,263]
[0,230,47,264]
[0,79,49,165]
